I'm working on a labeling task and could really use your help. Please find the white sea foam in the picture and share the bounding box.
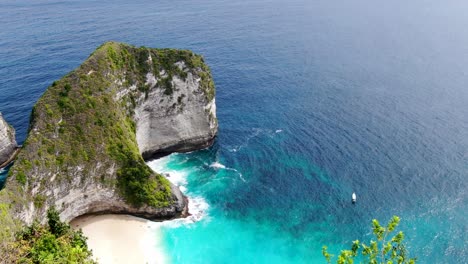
[147,157,170,173]
[210,161,246,183]
[164,170,188,187]
[238,172,247,183]
[147,158,189,187]
[147,155,210,225]
[210,162,226,169]
[161,196,210,228]
[229,128,285,152]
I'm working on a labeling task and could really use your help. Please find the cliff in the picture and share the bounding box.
[0,113,17,167]
[0,42,217,229]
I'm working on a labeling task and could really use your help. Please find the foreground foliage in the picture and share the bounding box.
[1,208,95,264]
[323,216,416,264]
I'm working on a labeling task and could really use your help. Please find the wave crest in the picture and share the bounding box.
[147,156,210,226]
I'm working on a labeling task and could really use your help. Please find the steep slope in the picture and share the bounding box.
[0,113,17,166]
[0,42,217,230]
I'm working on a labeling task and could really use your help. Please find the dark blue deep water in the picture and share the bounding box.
[1,0,467,263]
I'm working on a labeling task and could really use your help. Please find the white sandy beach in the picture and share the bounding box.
[71,214,167,264]
[69,158,209,264]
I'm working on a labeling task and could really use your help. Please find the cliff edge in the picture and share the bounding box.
[0,113,17,167]
[0,42,217,228]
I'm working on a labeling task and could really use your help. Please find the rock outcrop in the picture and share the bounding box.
[0,113,17,166]
[135,62,217,159]
[0,42,217,227]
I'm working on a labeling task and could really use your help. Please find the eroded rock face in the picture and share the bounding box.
[135,71,217,159]
[0,42,216,226]
[46,176,187,223]
[0,113,17,166]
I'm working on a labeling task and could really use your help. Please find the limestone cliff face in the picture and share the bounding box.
[135,66,217,159]
[0,113,17,166]
[0,42,217,226]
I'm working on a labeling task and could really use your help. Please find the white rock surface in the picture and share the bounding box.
[0,113,17,165]
[135,73,217,159]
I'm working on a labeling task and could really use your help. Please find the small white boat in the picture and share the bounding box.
[352,192,357,203]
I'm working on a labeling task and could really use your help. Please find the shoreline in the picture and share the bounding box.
[71,214,167,264]
[69,156,210,264]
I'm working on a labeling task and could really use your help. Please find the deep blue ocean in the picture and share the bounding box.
[1,0,467,263]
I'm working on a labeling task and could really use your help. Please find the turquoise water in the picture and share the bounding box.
[1,0,468,262]
[149,153,329,263]
[150,132,466,263]
[0,164,10,187]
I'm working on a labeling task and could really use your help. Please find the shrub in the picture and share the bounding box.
[323,216,416,264]
[3,208,95,263]
[47,207,69,236]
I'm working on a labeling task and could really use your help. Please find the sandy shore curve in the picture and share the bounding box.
[71,214,167,264]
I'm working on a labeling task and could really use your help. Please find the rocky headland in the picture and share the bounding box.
[0,41,217,235]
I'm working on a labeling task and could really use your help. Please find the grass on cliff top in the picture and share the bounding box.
[5,41,217,211]
[104,41,215,101]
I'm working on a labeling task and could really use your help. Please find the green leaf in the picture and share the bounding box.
[384,242,392,255]
[387,216,400,233]
[351,240,360,256]
[391,231,404,244]
[372,219,385,240]
[322,246,333,264]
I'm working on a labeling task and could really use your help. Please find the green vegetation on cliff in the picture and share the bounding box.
[1,208,95,263]
[0,42,215,263]
[6,42,214,209]
[104,42,215,100]
[0,42,216,257]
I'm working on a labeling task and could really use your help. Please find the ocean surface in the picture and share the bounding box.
[1,0,467,263]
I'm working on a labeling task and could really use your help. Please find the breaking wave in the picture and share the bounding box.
[147,156,210,225]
